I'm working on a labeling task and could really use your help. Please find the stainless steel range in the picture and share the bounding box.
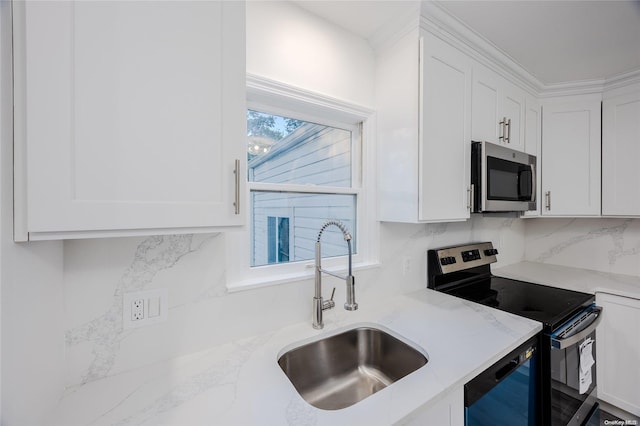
[428,242,602,426]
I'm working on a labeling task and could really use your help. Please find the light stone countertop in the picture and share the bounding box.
[494,261,640,300]
[48,289,541,426]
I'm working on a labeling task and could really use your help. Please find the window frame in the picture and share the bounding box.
[226,76,379,292]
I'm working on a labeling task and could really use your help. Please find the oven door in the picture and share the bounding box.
[476,141,537,212]
[549,305,602,426]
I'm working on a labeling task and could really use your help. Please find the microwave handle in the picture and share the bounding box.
[530,163,536,203]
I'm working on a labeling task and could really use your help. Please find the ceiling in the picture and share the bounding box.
[293,0,640,85]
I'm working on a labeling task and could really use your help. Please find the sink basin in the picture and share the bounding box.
[277,325,428,410]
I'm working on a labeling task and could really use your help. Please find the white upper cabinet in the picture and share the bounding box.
[541,97,601,216]
[602,86,640,216]
[471,63,526,151]
[13,1,246,241]
[521,95,542,217]
[377,29,472,223]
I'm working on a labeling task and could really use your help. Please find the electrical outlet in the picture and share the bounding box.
[402,257,411,275]
[123,289,168,329]
[131,299,144,321]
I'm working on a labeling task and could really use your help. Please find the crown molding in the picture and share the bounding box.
[604,69,640,93]
[419,1,544,96]
[372,1,640,98]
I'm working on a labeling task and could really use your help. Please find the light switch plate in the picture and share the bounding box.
[123,288,168,329]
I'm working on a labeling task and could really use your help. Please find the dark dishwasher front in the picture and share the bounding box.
[465,335,539,426]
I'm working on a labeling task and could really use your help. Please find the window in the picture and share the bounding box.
[226,78,378,291]
[248,110,358,267]
[267,216,289,264]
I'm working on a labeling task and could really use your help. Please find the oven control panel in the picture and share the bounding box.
[428,242,498,275]
[461,249,481,262]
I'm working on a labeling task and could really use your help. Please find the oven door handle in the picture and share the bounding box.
[550,306,602,350]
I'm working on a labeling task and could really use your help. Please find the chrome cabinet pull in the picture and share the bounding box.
[545,191,551,211]
[467,185,475,211]
[233,159,240,215]
[499,117,506,142]
[506,118,511,143]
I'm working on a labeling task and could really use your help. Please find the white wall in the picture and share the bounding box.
[0,2,66,425]
[246,1,376,107]
[525,218,640,276]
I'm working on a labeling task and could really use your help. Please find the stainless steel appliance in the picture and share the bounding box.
[428,242,602,426]
[471,141,536,213]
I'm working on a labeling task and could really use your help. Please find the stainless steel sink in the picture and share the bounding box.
[277,325,428,410]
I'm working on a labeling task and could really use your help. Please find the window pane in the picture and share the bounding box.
[247,110,352,187]
[251,192,356,267]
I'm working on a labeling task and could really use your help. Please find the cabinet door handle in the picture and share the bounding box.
[467,184,475,211]
[506,118,511,143]
[233,159,240,215]
[499,117,506,142]
[545,191,551,211]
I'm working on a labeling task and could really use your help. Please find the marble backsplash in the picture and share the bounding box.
[525,218,640,276]
[62,215,525,389]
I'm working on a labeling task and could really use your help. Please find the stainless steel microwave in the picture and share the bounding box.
[471,141,536,213]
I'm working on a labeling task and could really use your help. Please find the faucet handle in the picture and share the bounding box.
[322,288,336,311]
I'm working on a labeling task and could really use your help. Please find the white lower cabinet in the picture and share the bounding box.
[602,86,640,216]
[541,96,601,216]
[13,1,246,240]
[397,386,464,426]
[595,293,640,416]
[377,29,472,223]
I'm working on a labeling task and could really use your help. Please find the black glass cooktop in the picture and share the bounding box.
[441,276,594,331]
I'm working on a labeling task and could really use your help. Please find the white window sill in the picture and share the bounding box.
[225,261,381,293]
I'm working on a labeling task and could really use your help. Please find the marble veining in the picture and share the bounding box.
[526,218,640,276]
[60,215,525,394]
[110,334,270,426]
[47,290,541,426]
[65,234,216,385]
[285,396,318,426]
[462,300,531,338]
[532,219,631,263]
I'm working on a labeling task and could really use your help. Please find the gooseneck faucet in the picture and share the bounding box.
[313,220,358,329]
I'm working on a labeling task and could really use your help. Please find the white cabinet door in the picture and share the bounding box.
[501,81,526,151]
[377,29,471,223]
[602,89,640,216]
[471,64,526,151]
[596,293,640,417]
[522,95,542,217]
[419,31,472,222]
[397,386,464,426]
[14,1,246,240]
[541,98,601,216]
[471,65,501,144]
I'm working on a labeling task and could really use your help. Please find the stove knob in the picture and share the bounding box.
[440,256,457,266]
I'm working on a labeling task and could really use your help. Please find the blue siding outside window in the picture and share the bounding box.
[248,110,358,267]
